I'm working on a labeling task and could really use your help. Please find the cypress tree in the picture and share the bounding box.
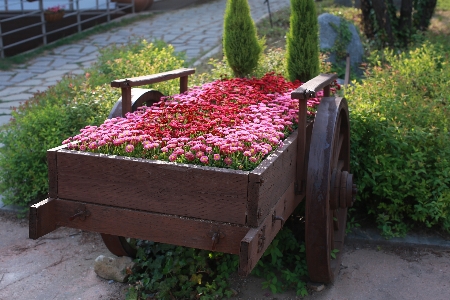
[286,0,320,82]
[223,0,262,78]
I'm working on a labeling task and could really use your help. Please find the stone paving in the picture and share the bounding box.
[0,0,290,127]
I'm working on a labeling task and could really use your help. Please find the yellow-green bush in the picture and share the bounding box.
[347,42,450,237]
[0,40,186,209]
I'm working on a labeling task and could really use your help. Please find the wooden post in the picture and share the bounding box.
[121,86,132,117]
[296,98,307,194]
[180,76,188,93]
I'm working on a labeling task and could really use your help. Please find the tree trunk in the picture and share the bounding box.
[371,0,395,46]
[360,0,374,38]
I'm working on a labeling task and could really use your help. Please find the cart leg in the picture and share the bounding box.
[29,198,58,239]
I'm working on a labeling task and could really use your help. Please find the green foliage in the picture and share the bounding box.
[251,226,308,296]
[127,241,238,299]
[286,0,320,82]
[0,40,185,209]
[90,40,187,95]
[223,0,263,78]
[347,42,450,238]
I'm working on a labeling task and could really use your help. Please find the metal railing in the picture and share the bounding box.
[0,0,136,58]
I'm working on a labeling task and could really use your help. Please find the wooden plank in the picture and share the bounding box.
[29,198,58,239]
[291,74,338,99]
[55,149,249,225]
[247,130,298,227]
[239,181,301,275]
[47,145,66,198]
[110,68,195,88]
[53,198,249,255]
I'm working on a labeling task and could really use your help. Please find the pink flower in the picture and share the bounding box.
[213,154,221,161]
[200,156,209,164]
[185,151,195,161]
[169,153,178,162]
[224,157,232,166]
[88,142,98,150]
[125,144,134,153]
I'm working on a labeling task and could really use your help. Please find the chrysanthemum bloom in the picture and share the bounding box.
[224,157,232,166]
[79,144,86,151]
[249,156,258,163]
[200,156,209,164]
[196,151,204,158]
[169,153,178,162]
[185,151,195,161]
[213,154,221,161]
[125,144,134,153]
[88,142,98,150]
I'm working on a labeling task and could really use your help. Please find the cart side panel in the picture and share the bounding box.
[239,181,300,275]
[247,130,298,227]
[55,150,248,225]
[52,198,249,255]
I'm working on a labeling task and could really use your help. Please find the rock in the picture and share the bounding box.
[307,281,325,292]
[94,255,135,283]
[318,13,363,71]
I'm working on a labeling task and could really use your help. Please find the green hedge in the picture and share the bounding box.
[347,42,450,237]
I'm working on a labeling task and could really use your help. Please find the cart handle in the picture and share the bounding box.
[291,73,338,100]
[110,68,195,117]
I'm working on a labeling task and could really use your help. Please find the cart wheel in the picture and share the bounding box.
[305,97,356,283]
[108,89,164,119]
[101,234,137,257]
[100,88,165,257]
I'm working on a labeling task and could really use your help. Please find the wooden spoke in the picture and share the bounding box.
[305,97,352,283]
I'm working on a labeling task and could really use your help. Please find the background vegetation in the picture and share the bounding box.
[0,0,449,298]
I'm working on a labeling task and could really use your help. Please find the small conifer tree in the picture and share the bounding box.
[286,0,320,82]
[223,0,262,78]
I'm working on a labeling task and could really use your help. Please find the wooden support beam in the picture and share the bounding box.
[29,198,58,240]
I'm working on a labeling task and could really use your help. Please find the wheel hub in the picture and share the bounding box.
[330,168,356,210]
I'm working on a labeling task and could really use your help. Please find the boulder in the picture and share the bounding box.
[94,255,135,283]
[318,13,363,70]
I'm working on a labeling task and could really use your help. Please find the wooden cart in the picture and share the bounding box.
[29,68,356,283]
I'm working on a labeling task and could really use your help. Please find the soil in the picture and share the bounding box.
[2,210,450,300]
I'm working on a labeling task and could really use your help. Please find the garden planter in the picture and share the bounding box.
[29,68,356,282]
[44,11,65,22]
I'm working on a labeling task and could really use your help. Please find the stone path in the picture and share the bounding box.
[0,0,291,127]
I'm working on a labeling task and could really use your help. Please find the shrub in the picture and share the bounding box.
[347,42,450,237]
[0,40,186,209]
[127,241,238,299]
[222,0,263,77]
[286,0,320,82]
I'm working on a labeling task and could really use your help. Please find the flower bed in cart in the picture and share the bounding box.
[63,73,327,171]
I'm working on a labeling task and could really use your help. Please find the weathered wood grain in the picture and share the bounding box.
[47,145,66,198]
[55,150,249,225]
[29,198,58,239]
[247,130,298,227]
[239,182,301,275]
[53,198,249,255]
[291,74,338,99]
[110,68,195,88]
